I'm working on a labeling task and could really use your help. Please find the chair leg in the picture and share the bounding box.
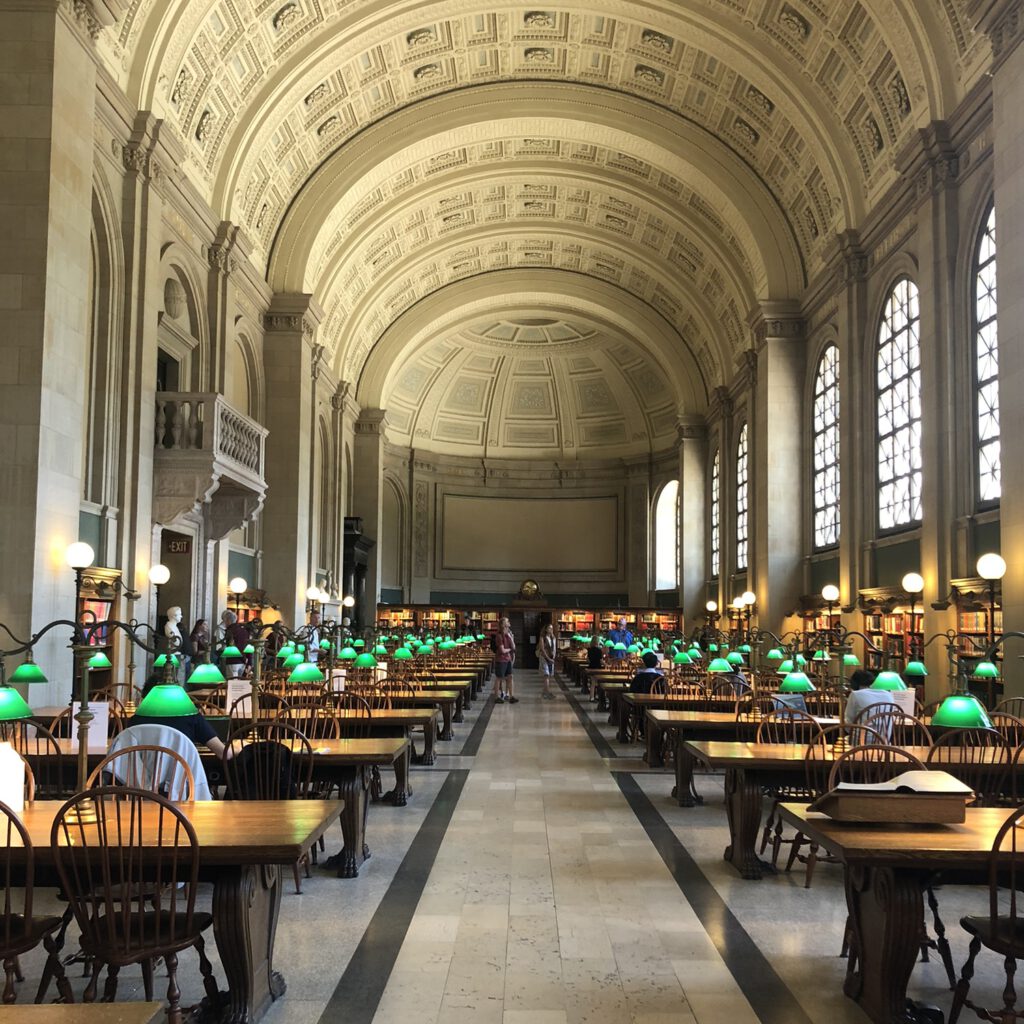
[194,934,220,1004]
[3,957,16,1004]
[40,934,72,1004]
[141,959,154,1001]
[14,956,23,983]
[925,885,957,989]
[770,815,786,867]
[292,859,302,894]
[804,843,819,889]
[102,965,119,1002]
[758,807,775,854]
[1001,954,1018,1022]
[949,935,981,1024]
[83,959,101,1003]
[784,832,806,874]
[164,951,181,1024]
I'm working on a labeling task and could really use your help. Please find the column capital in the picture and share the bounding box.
[895,121,959,204]
[56,0,124,41]
[355,408,388,435]
[969,0,1024,71]
[263,293,323,339]
[748,303,804,349]
[205,221,244,277]
[833,229,868,285]
[676,414,707,443]
[709,386,733,421]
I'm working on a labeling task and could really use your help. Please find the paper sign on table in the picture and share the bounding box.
[329,669,346,693]
[69,702,109,752]
[226,678,252,713]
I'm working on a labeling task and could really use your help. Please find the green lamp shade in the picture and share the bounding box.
[843,653,861,667]
[931,693,992,729]
[604,640,615,647]
[871,671,908,691]
[726,652,745,666]
[186,662,225,685]
[221,645,243,660]
[354,652,378,668]
[282,652,304,670]
[673,651,692,665]
[288,662,325,684]
[689,641,701,651]
[972,660,1000,679]
[276,645,295,660]
[812,650,831,662]
[339,646,358,661]
[777,659,795,675]
[87,652,113,670]
[707,657,732,673]
[353,640,365,648]
[393,647,413,660]
[373,644,388,655]
[687,649,703,660]
[613,642,627,652]
[439,641,457,650]
[708,644,719,652]
[0,687,33,720]
[738,644,752,654]
[152,653,179,669]
[297,644,306,654]
[903,660,928,678]
[10,661,48,684]
[766,648,784,662]
[416,644,433,655]
[243,643,256,655]
[476,633,484,640]
[136,684,197,718]
[319,639,332,651]
[779,671,815,693]
[626,643,641,654]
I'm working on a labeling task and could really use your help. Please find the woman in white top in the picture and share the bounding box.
[537,624,557,701]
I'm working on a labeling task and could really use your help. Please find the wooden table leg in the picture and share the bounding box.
[842,865,936,1024]
[438,702,453,740]
[212,863,286,1023]
[672,740,702,808]
[723,768,765,879]
[615,697,630,742]
[595,685,607,711]
[330,766,371,878]
[646,720,663,768]
[390,750,410,806]
[420,720,436,765]
[453,691,465,724]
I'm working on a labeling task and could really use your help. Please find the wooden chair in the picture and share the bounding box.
[854,704,933,747]
[280,708,341,741]
[0,800,71,1005]
[51,787,220,1019]
[227,690,289,722]
[995,696,1024,718]
[949,803,1024,1024]
[989,711,1024,750]
[926,728,1011,806]
[11,721,70,800]
[710,677,751,698]
[86,745,195,803]
[735,695,778,722]
[755,710,825,866]
[223,722,315,892]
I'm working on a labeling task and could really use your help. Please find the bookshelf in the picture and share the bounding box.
[555,609,596,639]
[598,611,637,634]
[377,606,417,631]
[637,611,682,636]
[861,609,923,669]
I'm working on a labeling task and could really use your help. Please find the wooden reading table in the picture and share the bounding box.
[8,799,343,1023]
[778,803,1013,1024]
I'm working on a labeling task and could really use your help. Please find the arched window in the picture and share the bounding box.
[710,450,720,577]
[735,423,749,569]
[812,345,840,549]
[975,204,999,504]
[877,278,922,531]
[654,481,679,590]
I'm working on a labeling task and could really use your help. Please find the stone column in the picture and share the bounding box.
[409,451,433,604]
[204,221,243,394]
[707,387,733,613]
[896,125,963,694]
[0,1,111,701]
[261,295,322,629]
[973,0,1024,695]
[625,461,651,607]
[327,382,352,594]
[353,409,387,621]
[751,307,806,634]
[677,417,707,631]
[833,232,869,635]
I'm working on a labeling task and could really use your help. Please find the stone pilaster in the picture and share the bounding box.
[261,295,322,628]
[625,461,651,607]
[0,2,105,702]
[204,221,243,394]
[677,417,707,631]
[707,386,733,611]
[974,0,1024,695]
[353,409,388,619]
[751,306,805,634]
[409,451,434,604]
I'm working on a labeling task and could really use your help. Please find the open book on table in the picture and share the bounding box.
[833,770,972,796]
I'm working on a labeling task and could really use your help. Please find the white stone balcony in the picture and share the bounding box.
[153,393,268,538]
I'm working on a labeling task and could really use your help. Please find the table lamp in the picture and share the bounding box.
[288,662,324,684]
[354,652,378,668]
[187,661,226,685]
[779,670,815,693]
[707,657,731,673]
[871,670,907,691]
[136,684,198,717]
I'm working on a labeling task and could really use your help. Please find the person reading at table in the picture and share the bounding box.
[844,668,895,738]
[132,673,232,759]
[587,636,604,670]
[629,652,664,694]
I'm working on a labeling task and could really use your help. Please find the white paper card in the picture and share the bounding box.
[892,690,917,716]
[374,664,388,684]
[70,702,109,752]
[226,678,252,713]
[329,669,347,693]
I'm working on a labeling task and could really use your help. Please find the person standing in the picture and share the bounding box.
[493,616,517,704]
[220,610,249,677]
[189,619,210,661]
[307,610,321,663]
[537,623,557,701]
[608,616,633,659]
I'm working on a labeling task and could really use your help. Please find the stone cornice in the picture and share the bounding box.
[676,414,707,443]
[749,302,804,350]
[355,408,388,435]
[895,121,960,206]
[264,293,323,341]
[970,0,1024,71]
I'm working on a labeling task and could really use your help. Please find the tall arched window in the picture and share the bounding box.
[735,423,749,569]
[975,204,999,504]
[710,450,720,577]
[877,278,922,531]
[654,480,679,590]
[813,345,840,549]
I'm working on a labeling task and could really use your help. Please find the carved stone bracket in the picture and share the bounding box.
[676,416,707,444]
[355,409,387,435]
[896,122,959,206]
[836,229,868,285]
[709,385,733,422]
[970,0,1024,70]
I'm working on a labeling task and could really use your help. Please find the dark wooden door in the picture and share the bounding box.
[508,610,543,668]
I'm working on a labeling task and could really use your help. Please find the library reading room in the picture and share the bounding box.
[4,2,1024,1023]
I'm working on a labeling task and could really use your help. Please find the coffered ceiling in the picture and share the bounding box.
[99,1,987,439]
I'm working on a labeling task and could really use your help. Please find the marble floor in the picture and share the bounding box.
[10,672,1017,1023]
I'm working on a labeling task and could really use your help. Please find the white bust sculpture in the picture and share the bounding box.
[164,605,183,651]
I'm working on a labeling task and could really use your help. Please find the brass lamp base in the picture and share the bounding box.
[830,735,850,755]
[65,795,98,825]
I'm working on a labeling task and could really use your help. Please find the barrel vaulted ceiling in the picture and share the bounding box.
[102,1,987,453]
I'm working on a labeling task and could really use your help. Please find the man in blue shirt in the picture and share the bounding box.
[608,617,633,659]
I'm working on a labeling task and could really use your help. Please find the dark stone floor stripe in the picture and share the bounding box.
[555,676,618,758]
[556,673,813,1024]
[458,690,498,757]
[317,768,470,1024]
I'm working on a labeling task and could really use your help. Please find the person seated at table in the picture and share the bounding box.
[629,652,665,694]
[844,668,895,737]
[587,636,604,670]
[131,673,231,759]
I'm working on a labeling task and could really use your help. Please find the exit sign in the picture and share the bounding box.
[167,539,191,555]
